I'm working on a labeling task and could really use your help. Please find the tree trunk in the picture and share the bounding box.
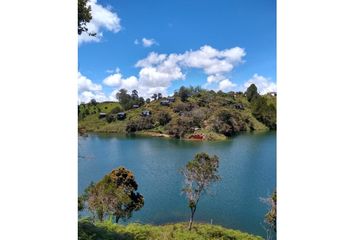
[115,215,120,223]
[188,207,196,231]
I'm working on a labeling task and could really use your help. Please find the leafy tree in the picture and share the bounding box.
[126,117,154,133]
[262,190,276,240]
[181,153,220,230]
[78,0,95,36]
[251,97,276,129]
[178,86,191,102]
[106,114,116,123]
[85,167,144,223]
[157,93,162,99]
[90,98,97,106]
[132,90,139,100]
[116,89,132,110]
[245,84,259,102]
[145,98,151,104]
[151,93,157,101]
[212,109,247,136]
[156,111,172,126]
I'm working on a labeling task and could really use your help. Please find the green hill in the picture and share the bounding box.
[78,219,264,240]
[78,88,276,140]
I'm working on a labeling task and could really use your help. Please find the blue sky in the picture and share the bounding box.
[78,0,276,102]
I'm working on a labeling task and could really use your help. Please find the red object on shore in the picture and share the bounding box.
[189,133,204,140]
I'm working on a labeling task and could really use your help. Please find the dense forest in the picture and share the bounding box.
[78,84,276,140]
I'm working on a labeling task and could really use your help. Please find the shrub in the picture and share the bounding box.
[106,114,116,123]
[126,117,154,133]
[156,111,172,126]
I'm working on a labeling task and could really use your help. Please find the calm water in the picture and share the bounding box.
[79,131,276,238]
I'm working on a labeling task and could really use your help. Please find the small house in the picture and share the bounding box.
[117,112,126,120]
[141,110,151,117]
[167,97,175,103]
[132,104,140,108]
[99,112,107,119]
[160,100,170,106]
[235,103,245,110]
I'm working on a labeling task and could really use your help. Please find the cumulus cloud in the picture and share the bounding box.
[218,79,237,92]
[102,69,139,95]
[78,72,108,103]
[132,45,245,97]
[78,45,247,102]
[243,74,277,94]
[78,0,121,45]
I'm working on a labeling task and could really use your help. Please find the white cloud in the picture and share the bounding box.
[78,72,102,92]
[78,72,108,103]
[243,74,277,94]
[81,45,246,101]
[142,38,157,47]
[134,39,139,45]
[78,0,121,45]
[218,79,237,92]
[103,69,139,89]
[132,45,245,96]
[181,45,245,75]
[207,74,226,84]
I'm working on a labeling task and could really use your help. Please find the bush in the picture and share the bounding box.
[106,114,116,123]
[109,106,123,115]
[126,117,154,133]
[211,109,247,136]
[156,111,172,126]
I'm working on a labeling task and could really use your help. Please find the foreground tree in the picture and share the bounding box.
[261,190,276,240]
[181,152,220,230]
[78,0,94,35]
[85,167,144,223]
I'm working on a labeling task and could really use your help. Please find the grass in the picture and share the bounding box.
[78,219,264,240]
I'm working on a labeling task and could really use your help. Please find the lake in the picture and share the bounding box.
[78,131,276,238]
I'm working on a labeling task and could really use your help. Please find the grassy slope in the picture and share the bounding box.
[78,93,275,140]
[79,219,264,240]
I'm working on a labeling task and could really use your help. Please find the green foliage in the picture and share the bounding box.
[126,117,154,133]
[155,110,172,126]
[211,109,248,136]
[84,167,144,223]
[264,191,276,233]
[105,114,116,123]
[251,96,276,129]
[245,84,259,102]
[78,0,94,36]
[79,85,275,139]
[116,89,145,110]
[78,220,263,240]
[182,152,221,230]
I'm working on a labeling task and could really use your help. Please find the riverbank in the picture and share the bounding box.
[78,219,264,240]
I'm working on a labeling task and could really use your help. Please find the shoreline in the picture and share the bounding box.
[79,128,273,141]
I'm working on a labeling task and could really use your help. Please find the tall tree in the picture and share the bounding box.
[132,90,139,100]
[78,0,94,35]
[181,152,220,230]
[151,93,157,101]
[157,93,162,99]
[116,89,132,110]
[245,83,259,102]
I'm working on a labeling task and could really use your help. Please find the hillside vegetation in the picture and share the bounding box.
[78,219,264,240]
[78,85,276,140]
